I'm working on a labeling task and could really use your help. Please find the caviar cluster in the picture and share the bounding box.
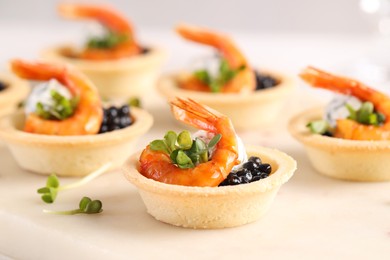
[255,71,278,91]
[0,81,6,92]
[219,156,272,186]
[99,105,133,134]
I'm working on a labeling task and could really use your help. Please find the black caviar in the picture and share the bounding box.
[0,81,6,92]
[255,71,278,91]
[219,156,272,186]
[98,105,133,134]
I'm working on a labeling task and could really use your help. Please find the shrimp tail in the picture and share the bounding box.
[11,60,65,81]
[10,60,78,95]
[58,3,133,35]
[170,98,219,133]
[176,24,248,68]
[300,66,367,97]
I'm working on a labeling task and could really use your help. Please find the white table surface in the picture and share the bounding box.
[1,24,390,259]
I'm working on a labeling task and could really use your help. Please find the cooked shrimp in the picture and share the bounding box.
[11,60,102,135]
[139,98,239,187]
[176,24,255,93]
[300,66,390,140]
[58,3,141,60]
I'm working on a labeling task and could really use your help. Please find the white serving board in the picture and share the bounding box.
[1,92,390,260]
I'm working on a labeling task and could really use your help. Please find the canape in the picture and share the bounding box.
[289,66,390,181]
[0,60,153,176]
[123,98,296,228]
[157,24,294,130]
[41,3,166,101]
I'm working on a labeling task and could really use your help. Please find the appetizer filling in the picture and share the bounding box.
[176,24,256,93]
[139,98,272,187]
[191,57,278,92]
[193,58,246,93]
[0,80,7,92]
[150,130,270,186]
[307,95,386,136]
[301,66,390,140]
[99,105,134,134]
[219,156,272,186]
[25,79,78,120]
[150,130,222,169]
[12,60,136,135]
[87,28,129,50]
[59,3,141,60]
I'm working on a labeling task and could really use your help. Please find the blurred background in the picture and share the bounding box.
[1,0,390,86]
[0,0,381,33]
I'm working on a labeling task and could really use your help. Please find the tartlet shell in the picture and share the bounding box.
[41,45,167,100]
[289,107,390,181]
[123,145,296,229]
[157,70,295,130]
[0,73,29,118]
[0,107,153,177]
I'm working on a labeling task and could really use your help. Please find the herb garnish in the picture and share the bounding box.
[345,101,385,126]
[37,163,111,204]
[194,59,246,92]
[128,97,141,108]
[150,130,222,169]
[35,89,79,120]
[43,197,103,215]
[307,101,386,135]
[87,30,128,49]
[307,120,332,135]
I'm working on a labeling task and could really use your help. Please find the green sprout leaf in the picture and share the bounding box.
[35,90,79,121]
[377,113,386,124]
[150,140,169,154]
[357,102,374,124]
[306,120,330,135]
[208,134,222,149]
[79,196,92,211]
[164,131,177,153]
[177,130,193,149]
[193,70,211,85]
[128,97,141,108]
[36,164,111,204]
[345,101,386,126]
[87,30,128,49]
[345,104,357,121]
[43,197,103,215]
[152,130,222,168]
[170,149,180,164]
[176,150,194,169]
[37,174,59,203]
[193,58,246,93]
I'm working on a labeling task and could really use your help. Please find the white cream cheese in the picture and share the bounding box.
[189,55,221,78]
[25,79,72,115]
[324,94,362,127]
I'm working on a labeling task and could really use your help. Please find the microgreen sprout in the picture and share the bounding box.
[128,97,141,108]
[194,58,246,92]
[306,120,331,135]
[87,30,128,49]
[43,197,103,215]
[346,102,386,126]
[35,89,79,120]
[37,163,111,204]
[150,130,222,169]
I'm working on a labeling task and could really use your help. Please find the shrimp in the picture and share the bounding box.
[11,60,103,135]
[139,98,239,187]
[300,66,390,140]
[176,24,255,93]
[58,3,141,60]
